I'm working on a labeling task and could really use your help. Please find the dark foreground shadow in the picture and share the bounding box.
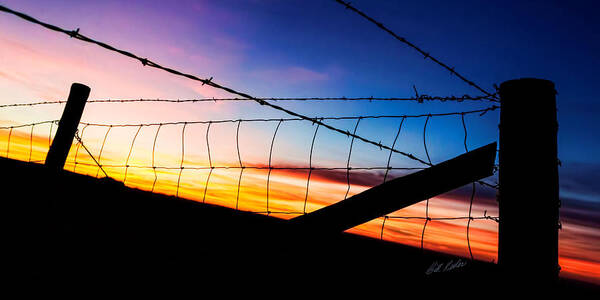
[2,157,596,293]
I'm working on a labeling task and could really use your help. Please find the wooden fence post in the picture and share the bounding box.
[45,83,90,171]
[498,78,559,285]
[290,143,496,234]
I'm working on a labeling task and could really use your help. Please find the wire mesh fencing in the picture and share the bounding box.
[0,104,500,261]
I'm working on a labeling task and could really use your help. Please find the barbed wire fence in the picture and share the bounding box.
[0,94,498,108]
[0,1,503,262]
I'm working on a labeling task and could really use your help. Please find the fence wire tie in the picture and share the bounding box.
[412,85,421,103]
[74,129,109,178]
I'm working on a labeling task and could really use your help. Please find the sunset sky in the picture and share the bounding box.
[1,0,599,284]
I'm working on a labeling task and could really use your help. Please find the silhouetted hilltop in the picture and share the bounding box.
[3,157,596,293]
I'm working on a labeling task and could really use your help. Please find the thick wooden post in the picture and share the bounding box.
[498,78,559,285]
[45,83,90,171]
[290,142,497,234]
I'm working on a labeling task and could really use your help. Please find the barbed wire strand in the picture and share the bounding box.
[0,4,457,168]
[0,94,497,108]
[333,0,496,99]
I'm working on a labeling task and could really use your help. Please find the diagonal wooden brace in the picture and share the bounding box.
[289,142,497,234]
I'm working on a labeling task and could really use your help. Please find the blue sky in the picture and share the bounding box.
[1,0,598,214]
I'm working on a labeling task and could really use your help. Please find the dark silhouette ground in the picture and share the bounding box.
[3,157,597,293]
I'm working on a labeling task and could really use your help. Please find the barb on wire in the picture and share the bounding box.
[333,0,496,99]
